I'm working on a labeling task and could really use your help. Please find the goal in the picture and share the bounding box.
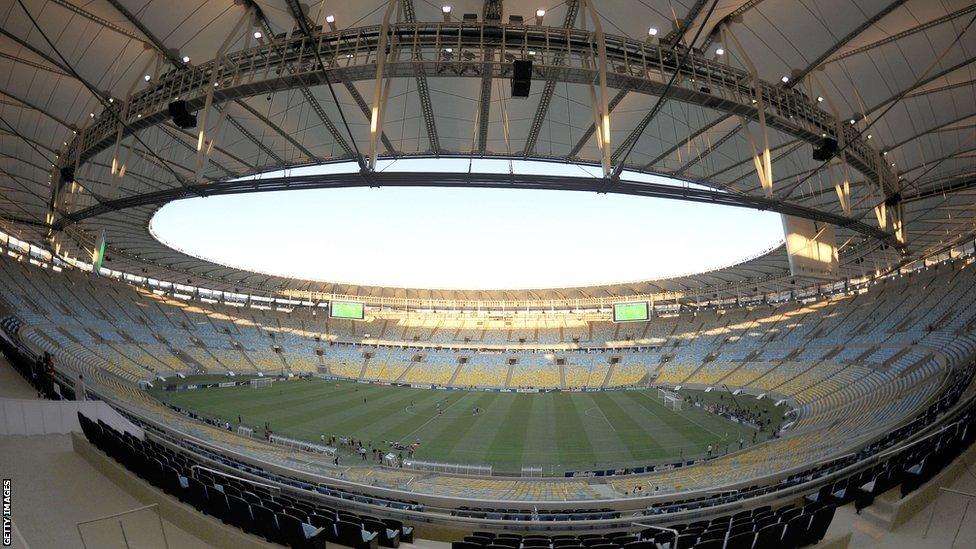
[664,394,682,411]
[658,388,683,411]
[250,378,273,389]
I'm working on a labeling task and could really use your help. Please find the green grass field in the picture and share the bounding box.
[152,379,781,473]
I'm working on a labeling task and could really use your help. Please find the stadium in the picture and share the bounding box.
[0,0,975,548]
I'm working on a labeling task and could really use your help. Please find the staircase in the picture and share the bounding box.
[395,361,415,382]
[601,363,616,388]
[559,364,567,388]
[277,351,291,373]
[504,364,515,387]
[448,362,464,386]
[679,352,719,384]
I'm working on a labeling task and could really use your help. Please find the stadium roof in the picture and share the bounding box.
[0,0,974,303]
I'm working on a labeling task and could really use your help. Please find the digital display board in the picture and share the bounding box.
[613,302,649,322]
[330,301,365,320]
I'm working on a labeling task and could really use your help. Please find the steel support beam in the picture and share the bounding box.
[56,20,901,221]
[793,0,907,83]
[368,0,399,170]
[54,170,899,247]
[826,3,976,65]
[281,0,358,160]
[582,0,612,177]
[401,0,440,154]
[722,25,772,196]
[569,90,626,159]
[523,0,580,156]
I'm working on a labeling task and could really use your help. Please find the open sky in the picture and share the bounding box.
[150,160,783,289]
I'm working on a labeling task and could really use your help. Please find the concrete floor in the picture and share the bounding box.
[826,458,976,548]
[0,433,212,549]
[0,352,42,399]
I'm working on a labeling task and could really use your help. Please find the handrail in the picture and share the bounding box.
[75,503,169,549]
[189,464,281,494]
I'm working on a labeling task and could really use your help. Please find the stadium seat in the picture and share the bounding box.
[724,531,755,549]
[250,505,283,543]
[782,514,812,547]
[185,477,209,510]
[226,495,253,530]
[277,512,327,549]
[204,487,231,523]
[363,518,400,547]
[697,529,725,543]
[753,522,785,549]
[383,518,413,543]
[804,505,837,546]
[335,520,379,549]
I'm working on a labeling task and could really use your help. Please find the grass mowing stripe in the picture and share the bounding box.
[484,394,530,472]
[396,392,471,451]
[435,392,502,458]
[371,390,454,441]
[151,379,765,471]
[597,392,670,460]
[632,390,723,444]
[554,394,601,467]
[610,391,702,452]
[574,394,639,465]
[522,393,560,468]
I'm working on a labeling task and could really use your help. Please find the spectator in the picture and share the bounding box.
[75,374,86,401]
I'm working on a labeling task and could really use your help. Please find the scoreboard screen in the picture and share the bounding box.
[330,301,365,320]
[613,302,649,322]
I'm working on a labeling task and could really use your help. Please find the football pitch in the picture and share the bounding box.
[152,378,781,473]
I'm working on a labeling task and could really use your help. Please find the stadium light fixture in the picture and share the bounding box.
[326,15,337,30]
[817,96,824,102]
[781,75,789,83]
[535,9,545,25]
[442,6,452,22]
[715,48,724,56]
[143,74,151,81]
[182,55,190,63]
[253,31,262,39]
[648,27,658,36]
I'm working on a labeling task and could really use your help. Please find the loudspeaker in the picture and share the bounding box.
[59,166,74,183]
[511,59,532,97]
[812,137,837,161]
[168,100,197,129]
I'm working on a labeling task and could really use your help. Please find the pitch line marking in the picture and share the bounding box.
[397,392,470,444]
[637,389,728,441]
[585,404,617,433]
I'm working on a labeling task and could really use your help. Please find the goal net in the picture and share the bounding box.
[664,394,682,411]
[658,388,682,411]
[250,378,273,389]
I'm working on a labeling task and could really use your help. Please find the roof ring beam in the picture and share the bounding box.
[54,21,903,246]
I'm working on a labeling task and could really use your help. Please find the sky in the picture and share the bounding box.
[150,160,783,289]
